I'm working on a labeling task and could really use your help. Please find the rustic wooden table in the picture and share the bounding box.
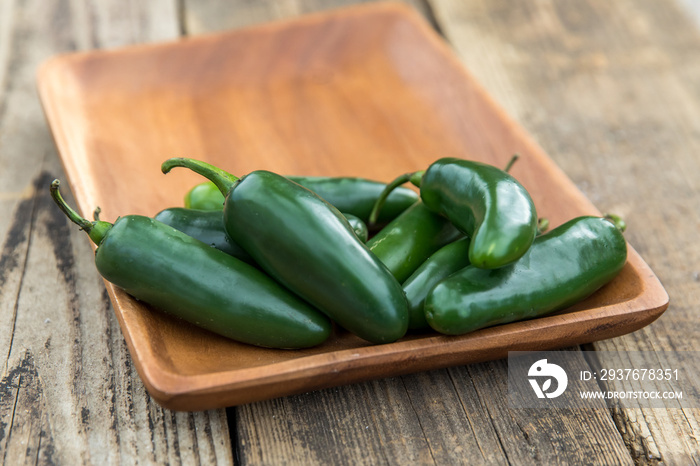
[1,0,698,464]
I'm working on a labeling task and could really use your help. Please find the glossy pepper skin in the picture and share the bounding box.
[185,177,418,227]
[288,176,418,227]
[366,201,463,283]
[425,216,627,335]
[162,158,409,344]
[419,158,538,269]
[50,181,332,349]
[154,207,255,263]
[402,237,471,330]
[154,208,368,263]
[401,218,550,331]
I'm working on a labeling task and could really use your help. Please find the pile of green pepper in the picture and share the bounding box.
[51,156,627,349]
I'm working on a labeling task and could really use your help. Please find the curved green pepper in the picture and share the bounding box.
[402,237,471,331]
[366,201,463,283]
[371,157,537,269]
[154,208,368,264]
[185,177,418,227]
[50,180,332,349]
[162,158,409,344]
[425,216,627,335]
[419,158,538,269]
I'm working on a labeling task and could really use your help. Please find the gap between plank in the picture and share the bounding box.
[226,407,240,465]
[452,365,512,464]
[399,375,438,465]
[580,344,663,463]
[1,358,23,465]
[2,157,48,376]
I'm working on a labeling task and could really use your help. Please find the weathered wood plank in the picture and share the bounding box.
[449,360,632,464]
[431,0,700,462]
[184,1,635,464]
[0,0,233,464]
[236,378,433,465]
[234,353,632,465]
[182,0,439,34]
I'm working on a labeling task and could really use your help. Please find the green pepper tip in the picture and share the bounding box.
[160,157,186,175]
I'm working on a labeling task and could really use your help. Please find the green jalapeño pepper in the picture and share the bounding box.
[185,177,418,227]
[402,237,472,331]
[287,176,418,227]
[50,180,331,349]
[161,158,409,344]
[401,218,550,331]
[419,158,538,269]
[154,207,256,263]
[366,201,463,283]
[154,208,368,263]
[184,181,226,211]
[371,157,538,269]
[425,216,627,335]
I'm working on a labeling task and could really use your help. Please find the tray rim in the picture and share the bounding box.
[36,1,669,411]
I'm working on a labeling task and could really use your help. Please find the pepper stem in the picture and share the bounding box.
[504,154,520,173]
[604,213,627,232]
[50,180,112,245]
[161,158,239,196]
[368,170,425,227]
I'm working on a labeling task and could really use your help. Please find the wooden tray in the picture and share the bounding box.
[37,2,668,411]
